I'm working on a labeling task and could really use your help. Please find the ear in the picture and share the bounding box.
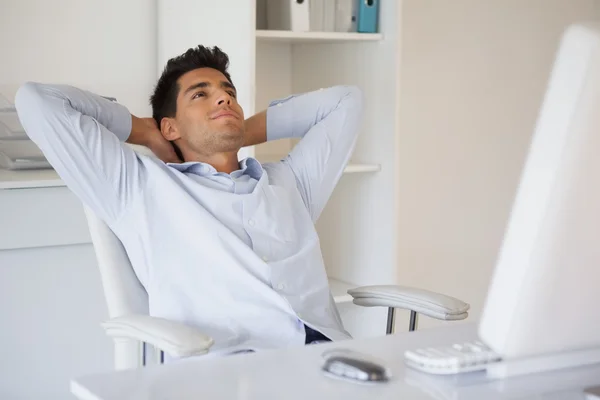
[160,117,181,142]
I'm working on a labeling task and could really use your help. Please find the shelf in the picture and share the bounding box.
[329,277,355,304]
[0,169,63,190]
[256,154,380,174]
[343,163,381,174]
[256,30,383,44]
[0,161,380,190]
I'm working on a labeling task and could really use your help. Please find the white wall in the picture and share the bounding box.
[0,0,157,115]
[395,0,600,329]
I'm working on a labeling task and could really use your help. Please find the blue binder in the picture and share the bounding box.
[357,0,379,33]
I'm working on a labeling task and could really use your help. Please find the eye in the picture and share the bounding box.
[192,91,205,99]
[227,91,237,99]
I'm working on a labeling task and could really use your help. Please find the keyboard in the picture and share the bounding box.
[404,340,502,375]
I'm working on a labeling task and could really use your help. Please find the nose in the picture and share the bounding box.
[215,91,232,106]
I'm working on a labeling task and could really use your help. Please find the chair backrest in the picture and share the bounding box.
[83,205,148,318]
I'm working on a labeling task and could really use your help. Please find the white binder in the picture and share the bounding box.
[334,0,358,32]
[322,0,335,32]
[309,0,323,31]
[266,0,310,32]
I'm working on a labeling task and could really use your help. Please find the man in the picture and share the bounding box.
[15,45,363,355]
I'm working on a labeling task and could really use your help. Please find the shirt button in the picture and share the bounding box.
[262,255,269,262]
[277,103,282,107]
[277,283,285,290]
[248,219,255,226]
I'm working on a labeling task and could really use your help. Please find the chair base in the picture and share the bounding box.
[386,308,419,334]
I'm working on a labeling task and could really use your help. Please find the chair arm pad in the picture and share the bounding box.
[347,285,470,321]
[101,314,214,358]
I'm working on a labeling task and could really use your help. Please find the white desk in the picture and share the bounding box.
[71,324,600,400]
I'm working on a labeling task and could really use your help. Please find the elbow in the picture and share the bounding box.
[338,85,363,109]
[14,81,47,113]
[14,82,49,139]
[339,85,364,117]
[14,82,65,139]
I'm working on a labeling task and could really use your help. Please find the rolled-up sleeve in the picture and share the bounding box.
[15,82,145,223]
[266,85,364,221]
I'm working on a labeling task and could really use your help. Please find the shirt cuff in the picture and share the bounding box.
[266,94,295,142]
[103,98,132,142]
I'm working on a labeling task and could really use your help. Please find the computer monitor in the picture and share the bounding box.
[478,22,600,374]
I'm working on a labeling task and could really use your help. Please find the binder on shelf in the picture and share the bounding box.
[267,0,310,32]
[334,0,358,33]
[321,1,335,32]
[309,0,323,31]
[357,0,379,33]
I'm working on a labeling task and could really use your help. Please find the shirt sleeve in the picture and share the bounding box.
[14,82,145,223]
[266,85,363,221]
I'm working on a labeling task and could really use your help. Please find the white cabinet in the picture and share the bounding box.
[0,186,112,399]
[157,0,401,338]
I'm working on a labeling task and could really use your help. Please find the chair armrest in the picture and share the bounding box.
[347,285,470,321]
[101,314,214,358]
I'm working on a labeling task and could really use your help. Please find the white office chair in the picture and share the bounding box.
[83,206,470,370]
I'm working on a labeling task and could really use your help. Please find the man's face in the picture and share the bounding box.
[170,67,245,155]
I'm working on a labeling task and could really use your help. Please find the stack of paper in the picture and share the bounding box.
[0,93,14,110]
[0,98,27,140]
[0,93,51,170]
[0,140,52,170]
[0,111,27,139]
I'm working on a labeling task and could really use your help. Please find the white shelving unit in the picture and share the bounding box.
[158,0,399,338]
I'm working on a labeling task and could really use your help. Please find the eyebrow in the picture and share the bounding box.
[183,81,236,97]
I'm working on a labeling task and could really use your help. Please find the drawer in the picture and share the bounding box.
[0,186,91,250]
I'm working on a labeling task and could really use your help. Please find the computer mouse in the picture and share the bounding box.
[321,351,390,383]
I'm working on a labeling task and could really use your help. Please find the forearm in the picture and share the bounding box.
[244,86,361,147]
[16,82,132,142]
[266,86,362,142]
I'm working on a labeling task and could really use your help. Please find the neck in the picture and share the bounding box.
[182,149,240,174]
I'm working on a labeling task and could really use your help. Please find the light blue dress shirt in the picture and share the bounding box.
[15,81,363,354]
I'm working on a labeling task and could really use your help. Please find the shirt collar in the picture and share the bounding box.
[166,157,263,180]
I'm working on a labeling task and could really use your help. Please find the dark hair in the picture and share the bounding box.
[150,45,233,160]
